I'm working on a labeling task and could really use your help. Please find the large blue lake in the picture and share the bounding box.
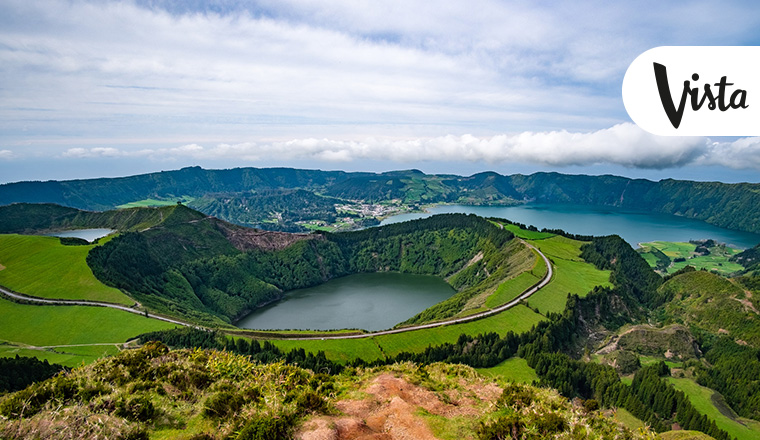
[381,204,760,249]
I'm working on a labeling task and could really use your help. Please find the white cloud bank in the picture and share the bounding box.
[57,123,760,171]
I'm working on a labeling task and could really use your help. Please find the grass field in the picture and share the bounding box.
[526,236,612,315]
[638,241,744,275]
[476,357,539,383]
[268,304,544,362]
[478,243,545,309]
[613,408,646,431]
[502,224,555,240]
[484,270,542,308]
[271,337,385,363]
[659,431,716,440]
[376,304,544,357]
[0,297,177,364]
[116,197,195,209]
[0,234,133,305]
[668,377,760,440]
[0,343,121,368]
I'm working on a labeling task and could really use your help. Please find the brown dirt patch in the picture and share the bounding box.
[297,373,500,440]
[0,263,5,271]
[214,219,316,252]
[734,297,759,315]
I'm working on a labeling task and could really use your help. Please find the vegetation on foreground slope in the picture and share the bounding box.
[0,342,658,440]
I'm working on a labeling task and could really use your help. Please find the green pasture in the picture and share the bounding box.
[0,296,176,353]
[613,408,646,431]
[502,223,555,240]
[0,234,133,305]
[269,304,543,362]
[116,197,194,209]
[271,337,385,363]
[0,343,121,368]
[526,236,612,315]
[476,357,539,383]
[639,241,744,275]
[484,271,541,308]
[668,377,760,440]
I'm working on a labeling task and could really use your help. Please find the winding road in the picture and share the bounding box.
[0,285,191,327]
[0,240,552,341]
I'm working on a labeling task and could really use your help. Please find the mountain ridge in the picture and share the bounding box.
[2,166,759,234]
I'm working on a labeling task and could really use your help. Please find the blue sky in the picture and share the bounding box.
[2,0,760,183]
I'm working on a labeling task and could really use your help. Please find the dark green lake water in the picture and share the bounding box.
[382,204,760,249]
[236,272,454,331]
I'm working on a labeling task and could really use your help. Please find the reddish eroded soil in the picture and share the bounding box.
[214,220,316,252]
[298,373,502,440]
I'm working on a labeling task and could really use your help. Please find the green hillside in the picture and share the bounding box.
[0,234,132,305]
[656,269,760,347]
[0,203,199,234]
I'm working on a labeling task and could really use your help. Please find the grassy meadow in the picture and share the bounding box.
[638,241,744,275]
[476,356,539,383]
[0,234,133,305]
[526,235,613,315]
[668,377,760,440]
[0,296,177,366]
[116,196,195,209]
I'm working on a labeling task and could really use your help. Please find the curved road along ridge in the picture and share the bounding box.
[0,285,191,327]
[0,241,552,341]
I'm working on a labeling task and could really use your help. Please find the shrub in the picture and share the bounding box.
[535,412,567,435]
[115,395,156,422]
[498,383,533,408]
[235,414,294,440]
[203,391,244,419]
[583,398,600,412]
[295,391,326,414]
[477,414,523,440]
[77,382,110,403]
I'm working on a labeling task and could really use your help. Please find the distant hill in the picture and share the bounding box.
[1,166,760,233]
[0,203,202,234]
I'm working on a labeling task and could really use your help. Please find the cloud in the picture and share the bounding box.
[3,0,760,179]
[701,137,760,170]
[55,123,760,170]
[0,150,14,159]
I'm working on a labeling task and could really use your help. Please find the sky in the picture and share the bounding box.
[2,0,760,184]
